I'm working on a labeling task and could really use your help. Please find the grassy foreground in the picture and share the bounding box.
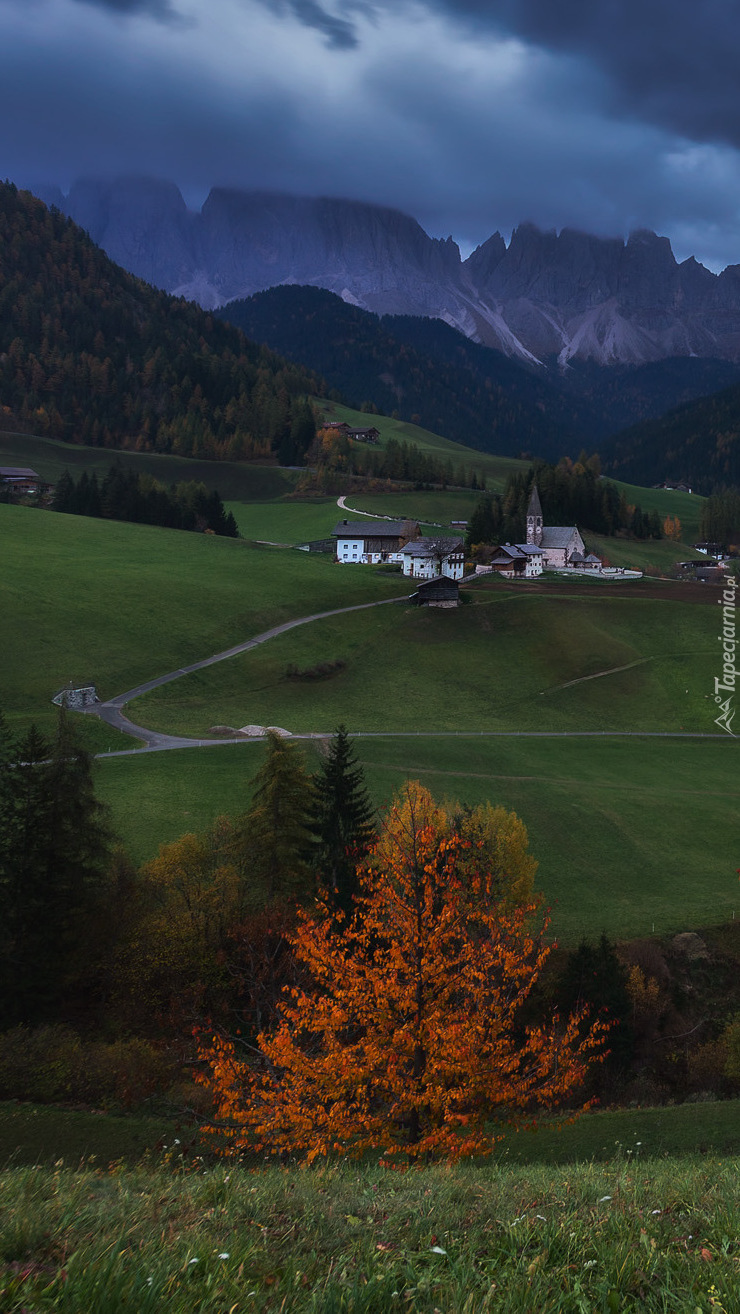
[3,1149,740,1311]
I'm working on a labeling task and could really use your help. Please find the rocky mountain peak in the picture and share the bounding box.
[30,175,740,367]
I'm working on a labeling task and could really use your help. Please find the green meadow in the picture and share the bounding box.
[133,581,717,736]
[225,496,341,544]
[96,734,739,945]
[313,398,528,489]
[0,427,299,498]
[0,503,407,742]
[2,479,733,943]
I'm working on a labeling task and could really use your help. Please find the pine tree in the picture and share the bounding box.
[0,711,112,1025]
[238,732,316,905]
[311,726,375,915]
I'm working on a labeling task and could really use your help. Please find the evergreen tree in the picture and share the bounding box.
[0,710,112,1026]
[311,726,375,916]
[53,470,75,513]
[556,933,634,1087]
[238,732,316,905]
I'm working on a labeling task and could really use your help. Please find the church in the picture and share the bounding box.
[525,484,590,569]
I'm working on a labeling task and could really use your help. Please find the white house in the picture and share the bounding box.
[399,537,465,580]
[333,518,421,564]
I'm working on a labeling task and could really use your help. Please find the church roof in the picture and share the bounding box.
[527,484,542,518]
[541,526,579,549]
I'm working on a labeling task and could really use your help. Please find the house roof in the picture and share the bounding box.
[400,537,463,558]
[0,467,39,479]
[514,543,544,556]
[333,520,418,538]
[417,575,459,592]
[541,526,579,549]
[584,553,601,563]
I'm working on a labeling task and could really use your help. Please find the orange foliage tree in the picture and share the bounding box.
[197,783,608,1161]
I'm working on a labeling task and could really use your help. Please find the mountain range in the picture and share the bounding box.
[37,176,740,370]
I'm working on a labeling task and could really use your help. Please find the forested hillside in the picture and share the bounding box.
[603,381,740,491]
[0,184,322,462]
[217,285,588,460]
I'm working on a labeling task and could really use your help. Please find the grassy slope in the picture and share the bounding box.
[97,735,738,944]
[225,497,341,544]
[134,584,716,736]
[314,399,527,490]
[0,503,408,741]
[0,428,298,498]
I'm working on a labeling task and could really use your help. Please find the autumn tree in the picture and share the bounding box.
[114,816,241,1030]
[311,725,375,915]
[663,514,683,541]
[198,782,607,1161]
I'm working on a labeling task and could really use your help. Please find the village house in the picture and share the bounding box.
[333,518,421,564]
[399,536,465,581]
[347,426,380,444]
[0,466,43,495]
[488,543,544,578]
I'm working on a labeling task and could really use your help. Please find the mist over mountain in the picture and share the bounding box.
[44,177,740,371]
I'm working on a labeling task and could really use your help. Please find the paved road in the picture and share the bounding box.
[90,596,407,751]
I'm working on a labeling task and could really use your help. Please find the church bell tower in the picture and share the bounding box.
[526,484,543,546]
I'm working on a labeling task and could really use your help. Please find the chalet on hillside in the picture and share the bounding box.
[333,518,421,564]
[399,537,465,580]
[0,466,44,495]
[347,426,380,444]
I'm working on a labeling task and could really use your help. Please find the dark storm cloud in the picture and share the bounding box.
[262,0,740,149]
[416,0,740,148]
[71,0,178,14]
[284,0,358,47]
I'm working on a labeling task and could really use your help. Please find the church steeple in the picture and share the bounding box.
[526,483,543,546]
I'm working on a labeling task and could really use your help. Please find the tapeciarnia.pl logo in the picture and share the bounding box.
[714,574,737,735]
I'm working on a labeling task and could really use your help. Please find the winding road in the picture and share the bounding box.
[86,501,733,755]
[89,596,407,753]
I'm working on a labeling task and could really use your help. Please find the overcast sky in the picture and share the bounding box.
[4,0,740,268]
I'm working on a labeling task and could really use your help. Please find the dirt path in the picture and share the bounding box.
[336,494,442,526]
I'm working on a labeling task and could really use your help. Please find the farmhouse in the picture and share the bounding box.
[346,426,380,444]
[399,536,465,580]
[333,518,421,564]
[0,466,43,494]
